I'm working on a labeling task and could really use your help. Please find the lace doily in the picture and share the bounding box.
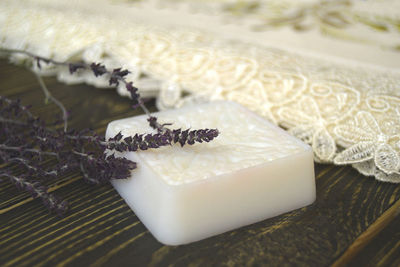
[1,0,400,182]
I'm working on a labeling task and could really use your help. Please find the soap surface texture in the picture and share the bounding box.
[106,101,315,245]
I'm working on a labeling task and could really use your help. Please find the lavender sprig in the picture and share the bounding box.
[0,97,138,213]
[107,127,219,152]
[1,48,144,116]
[1,49,146,114]
[0,96,218,214]
[0,48,220,215]
[0,172,68,215]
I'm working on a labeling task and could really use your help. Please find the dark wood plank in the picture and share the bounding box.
[0,58,399,267]
[345,207,400,267]
[333,200,400,267]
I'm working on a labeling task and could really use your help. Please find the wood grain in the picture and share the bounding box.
[340,202,400,267]
[0,59,399,266]
[333,200,400,267]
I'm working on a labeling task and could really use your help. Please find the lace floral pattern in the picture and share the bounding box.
[1,0,399,182]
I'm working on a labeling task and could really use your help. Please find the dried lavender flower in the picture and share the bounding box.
[90,63,107,77]
[0,172,68,215]
[0,96,138,214]
[0,48,220,215]
[107,127,218,153]
[109,68,130,86]
[69,62,86,74]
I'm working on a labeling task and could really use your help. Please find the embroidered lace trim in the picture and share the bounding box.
[1,0,399,182]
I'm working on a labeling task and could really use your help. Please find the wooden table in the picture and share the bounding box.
[0,59,399,266]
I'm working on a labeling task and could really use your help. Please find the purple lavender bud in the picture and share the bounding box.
[109,77,119,86]
[187,131,196,145]
[179,129,189,147]
[139,142,148,150]
[112,132,123,141]
[90,63,107,77]
[68,62,86,74]
[125,82,140,106]
[125,81,134,91]
[109,68,130,86]
[119,69,130,77]
[172,129,181,143]
[124,136,133,144]
[147,116,158,129]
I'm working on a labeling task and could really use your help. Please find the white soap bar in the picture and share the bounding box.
[106,101,315,245]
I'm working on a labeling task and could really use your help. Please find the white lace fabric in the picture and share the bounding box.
[1,0,400,182]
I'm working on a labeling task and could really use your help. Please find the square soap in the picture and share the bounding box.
[106,101,315,245]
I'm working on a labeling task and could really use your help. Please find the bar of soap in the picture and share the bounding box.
[106,101,315,245]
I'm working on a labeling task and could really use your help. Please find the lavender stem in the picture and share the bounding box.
[34,73,68,132]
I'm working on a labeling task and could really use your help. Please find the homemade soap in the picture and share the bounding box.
[106,101,315,245]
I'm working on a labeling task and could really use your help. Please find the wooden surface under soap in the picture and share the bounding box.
[0,60,399,266]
